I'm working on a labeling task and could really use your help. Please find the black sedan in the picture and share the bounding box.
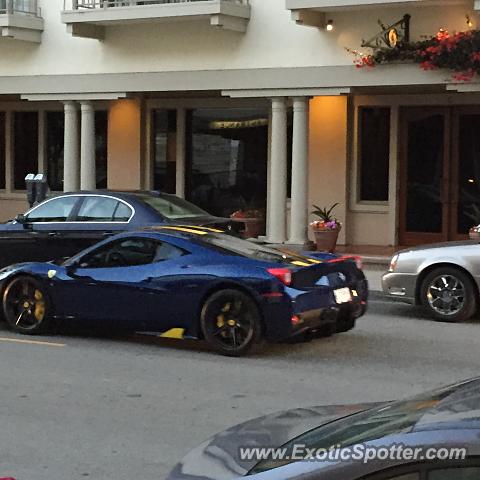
[168,377,480,479]
[0,191,242,269]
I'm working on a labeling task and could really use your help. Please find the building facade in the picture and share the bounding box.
[0,0,479,247]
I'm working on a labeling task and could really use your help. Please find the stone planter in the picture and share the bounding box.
[230,217,265,239]
[312,226,341,253]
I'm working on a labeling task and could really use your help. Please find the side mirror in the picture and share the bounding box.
[15,214,27,225]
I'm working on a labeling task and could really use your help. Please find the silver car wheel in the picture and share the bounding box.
[426,274,465,316]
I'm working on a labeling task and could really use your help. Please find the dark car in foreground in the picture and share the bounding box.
[168,377,480,479]
[0,190,242,269]
[0,226,367,356]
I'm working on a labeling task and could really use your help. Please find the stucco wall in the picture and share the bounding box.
[107,98,144,191]
[0,2,474,76]
[0,197,29,222]
[347,211,391,246]
[308,96,348,245]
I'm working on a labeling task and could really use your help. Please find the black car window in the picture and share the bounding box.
[113,202,133,222]
[78,238,185,269]
[428,467,480,479]
[136,193,210,220]
[26,196,78,223]
[76,196,132,222]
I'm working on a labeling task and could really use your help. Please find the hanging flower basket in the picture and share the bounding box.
[349,28,480,82]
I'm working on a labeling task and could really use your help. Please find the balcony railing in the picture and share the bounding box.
[65,0,249,10]
[0,0,40,16]
[62,0,251,38]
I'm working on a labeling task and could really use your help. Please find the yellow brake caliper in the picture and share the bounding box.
[216,303,231,336]
[34,289,45,322]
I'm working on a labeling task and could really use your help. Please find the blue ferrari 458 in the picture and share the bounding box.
[0,226,367,356]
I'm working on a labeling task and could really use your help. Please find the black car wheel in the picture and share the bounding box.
[420,267,477,323]
[200,289,262,356]
[2,276,52,335]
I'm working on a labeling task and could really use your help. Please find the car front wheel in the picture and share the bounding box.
[420,267,477,323]
[2,276,52,335]
[200,289,262,356]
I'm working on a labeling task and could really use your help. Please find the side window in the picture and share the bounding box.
[359,469,420,480]
[79,238,184,269]
[113,202,133,222]
[76,197,131,222]
[428,467,480,480]
[26,196,78,223]
[152,241,185,262]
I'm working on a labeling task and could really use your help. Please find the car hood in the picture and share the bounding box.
[167,403,379,480]
[398,239,480,255]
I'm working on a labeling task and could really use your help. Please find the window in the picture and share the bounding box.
[185,108,268,217]
[0,113,5,190]
[46,112,65,192]
[428,467,480,480]
[359,107,390,202]
[14,111,38,190]
[137,192,208,220]
[76,196,132,222]
[95,111,108,189]
[78,238,185,268]
[114,202,133,222]
[26,196,78,223]
[152,109,177,193]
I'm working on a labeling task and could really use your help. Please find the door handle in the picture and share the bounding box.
[102,231,114,237]
[48,232,60,237]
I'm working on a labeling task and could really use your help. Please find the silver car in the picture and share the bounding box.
[382,240,480,322]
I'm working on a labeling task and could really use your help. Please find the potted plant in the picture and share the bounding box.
[310,203,342,252]
[465,204,480,239]
[230,205,266,239]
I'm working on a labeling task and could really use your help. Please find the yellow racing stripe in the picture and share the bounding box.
[159,226,209,235]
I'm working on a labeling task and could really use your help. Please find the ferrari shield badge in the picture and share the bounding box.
[47,269,57,279]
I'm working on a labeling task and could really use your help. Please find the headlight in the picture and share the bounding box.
[389,254,399,272]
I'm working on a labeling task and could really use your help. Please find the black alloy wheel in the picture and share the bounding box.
[3,276,51,334]
[420,267,477,323]
[200,289,262,356]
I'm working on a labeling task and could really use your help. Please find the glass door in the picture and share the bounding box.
[399,107,451,245]
[451,107,480,239]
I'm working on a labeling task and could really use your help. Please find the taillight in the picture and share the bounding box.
[353,256,363,270]
[267,268,292,286]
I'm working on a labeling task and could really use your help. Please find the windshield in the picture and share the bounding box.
[250,382,469,474]
[137,193,211,220]
[198,233,320,265]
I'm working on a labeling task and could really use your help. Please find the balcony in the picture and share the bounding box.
[61,0,251,39]
[286,0,472,26]
[0,0,44,43]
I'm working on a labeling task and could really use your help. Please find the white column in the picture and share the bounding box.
[80,101,96,190]
[289,97,309,244]
[267,97,288,243]
[63,101,80,192]
[176,107,186,198]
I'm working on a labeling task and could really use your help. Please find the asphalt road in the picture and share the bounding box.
[0,299,479,480]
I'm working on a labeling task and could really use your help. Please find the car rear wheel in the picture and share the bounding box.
[2,276,52,335]
[200,289,262,356]
[420,267,477,323]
